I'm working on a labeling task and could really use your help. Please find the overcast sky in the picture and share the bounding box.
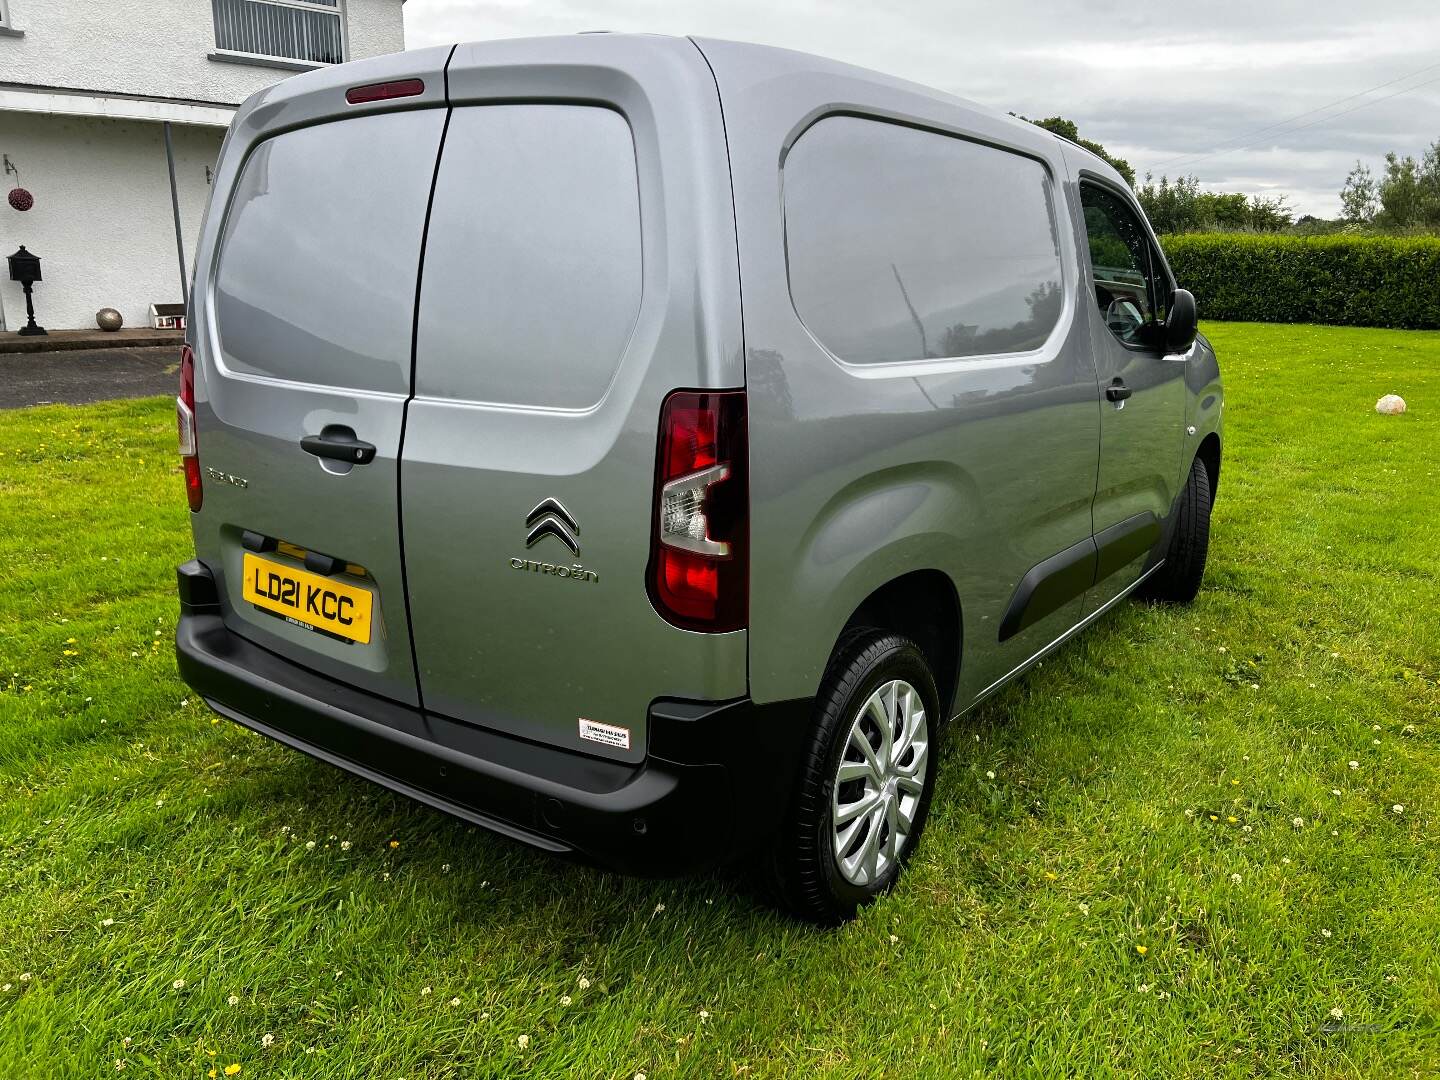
[403,1,1440,218]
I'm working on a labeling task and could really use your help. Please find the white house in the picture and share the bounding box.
[0,0,406,333]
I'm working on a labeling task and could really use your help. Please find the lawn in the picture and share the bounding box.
[1,322,1437,1078]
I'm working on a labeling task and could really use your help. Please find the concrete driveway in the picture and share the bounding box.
[0,347,179,409]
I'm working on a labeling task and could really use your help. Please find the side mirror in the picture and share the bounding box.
[1164,288,1197,355]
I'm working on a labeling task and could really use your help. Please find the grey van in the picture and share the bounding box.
[174,35,1222,923]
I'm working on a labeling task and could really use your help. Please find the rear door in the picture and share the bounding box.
[398,40,746,763]
[194,106,447,705]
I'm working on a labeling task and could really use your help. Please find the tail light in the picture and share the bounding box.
[177,344,202,512]
[648,390,748,632]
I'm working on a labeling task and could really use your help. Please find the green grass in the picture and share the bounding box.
[1,322,1438,1078]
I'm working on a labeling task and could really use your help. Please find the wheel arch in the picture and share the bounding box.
[1195,431,1221,500]
[835,569,962,720]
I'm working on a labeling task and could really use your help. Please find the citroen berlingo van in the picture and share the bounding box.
[174,34,1223,923]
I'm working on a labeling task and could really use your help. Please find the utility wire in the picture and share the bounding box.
[1149,71,1440,174]
[1145,58,1440,171]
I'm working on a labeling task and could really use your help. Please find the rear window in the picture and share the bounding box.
[213,110,447,394]
[783,116,1064,365]
[414,105,643,409]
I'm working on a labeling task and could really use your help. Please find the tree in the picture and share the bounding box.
[1012,114,1136,187]
[1341,140,1440,229]
[1135,173,1292,234]
[1339,161,1379,224]
[1379,152,1424,227]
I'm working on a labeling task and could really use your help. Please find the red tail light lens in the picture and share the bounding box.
[177,344,202,512]
[649,390,747,632]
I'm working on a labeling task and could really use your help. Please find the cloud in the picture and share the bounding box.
[401,0,1440,217]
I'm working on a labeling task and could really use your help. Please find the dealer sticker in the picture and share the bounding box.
[578,717,631,751]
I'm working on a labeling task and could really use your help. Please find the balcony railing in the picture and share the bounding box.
[213,0,343,66]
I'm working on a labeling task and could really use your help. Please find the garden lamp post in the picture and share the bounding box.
[6,246,46,336]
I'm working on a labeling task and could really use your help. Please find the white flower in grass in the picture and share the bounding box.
[1230,873,1242,885]
[1078,902,1090,916]
[1,984,10,993]
[985,770,996,780]
[517,1035,530,1050]
[1329,1007,1344,1020]
[260,1034,274,1049]
[449,998,460,1008]
[20,973,32,982]
[340,840,351,851]
[1393,804,1405,814]
[1321,929,1332,938]
[1348,761,1359,770]
[101,918,114,927]
[172,979,185,990]
[1331,790,1341,797]
[305,841,316,851]
[227,995,239,1006]
[578,977,590,990]
[421,987,431,997]
[1292,817,1304,828]
[560,995,572,1006]
[699,1009,711,1022]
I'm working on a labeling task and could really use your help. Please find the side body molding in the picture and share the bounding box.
[998,511,1160,642]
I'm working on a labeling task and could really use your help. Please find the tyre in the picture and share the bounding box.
[767,629,940,924]
[1138,455,1213,604]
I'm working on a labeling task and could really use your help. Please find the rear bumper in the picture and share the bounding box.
[174,560,808,876]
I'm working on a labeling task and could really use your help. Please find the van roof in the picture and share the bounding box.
[237,33,1118,184]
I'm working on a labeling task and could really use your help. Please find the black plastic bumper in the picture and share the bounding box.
[174,560,808,877]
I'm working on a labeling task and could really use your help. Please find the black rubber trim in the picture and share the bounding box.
[1093,511,1161,583]
[178,559,221,615]
[998,536,1097,643]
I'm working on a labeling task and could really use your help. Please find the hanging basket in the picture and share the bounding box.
[7,187,33,212]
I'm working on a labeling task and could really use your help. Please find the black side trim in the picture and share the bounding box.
[1093,511,1161,584]
[998,511,1166,642]
[998,537,1097,643]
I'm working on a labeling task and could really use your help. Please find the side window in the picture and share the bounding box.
[783,116,1064,364]
[1080,183,1168,348]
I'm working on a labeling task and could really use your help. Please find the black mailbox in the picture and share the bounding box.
[6,246,46,335]
[7,245,41,284]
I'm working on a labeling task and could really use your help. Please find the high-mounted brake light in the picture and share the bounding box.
[177,344,202,512]
[648,390,748,632]
[345,79,425,105]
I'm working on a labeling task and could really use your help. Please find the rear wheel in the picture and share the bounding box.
[767,630,939,924]
[1138,455,1213,604]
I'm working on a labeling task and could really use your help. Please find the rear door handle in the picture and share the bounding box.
[301,430,376,465]
[1105,381,1132,403]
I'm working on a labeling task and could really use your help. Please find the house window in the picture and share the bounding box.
[212,0,344,66]
[0,0,12,29]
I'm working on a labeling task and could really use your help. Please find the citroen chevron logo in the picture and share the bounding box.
[525,497,580,556]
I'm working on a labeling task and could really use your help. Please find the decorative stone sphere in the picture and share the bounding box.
[1375,394,1407,415]
[7,187,33,212]
[96,308,124,332]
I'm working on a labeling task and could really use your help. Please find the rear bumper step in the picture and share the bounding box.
[174,560,807,876]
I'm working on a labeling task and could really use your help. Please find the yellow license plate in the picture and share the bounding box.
[241,552,374,644]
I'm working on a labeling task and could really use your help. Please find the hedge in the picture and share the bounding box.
[1160,233,1440,330]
